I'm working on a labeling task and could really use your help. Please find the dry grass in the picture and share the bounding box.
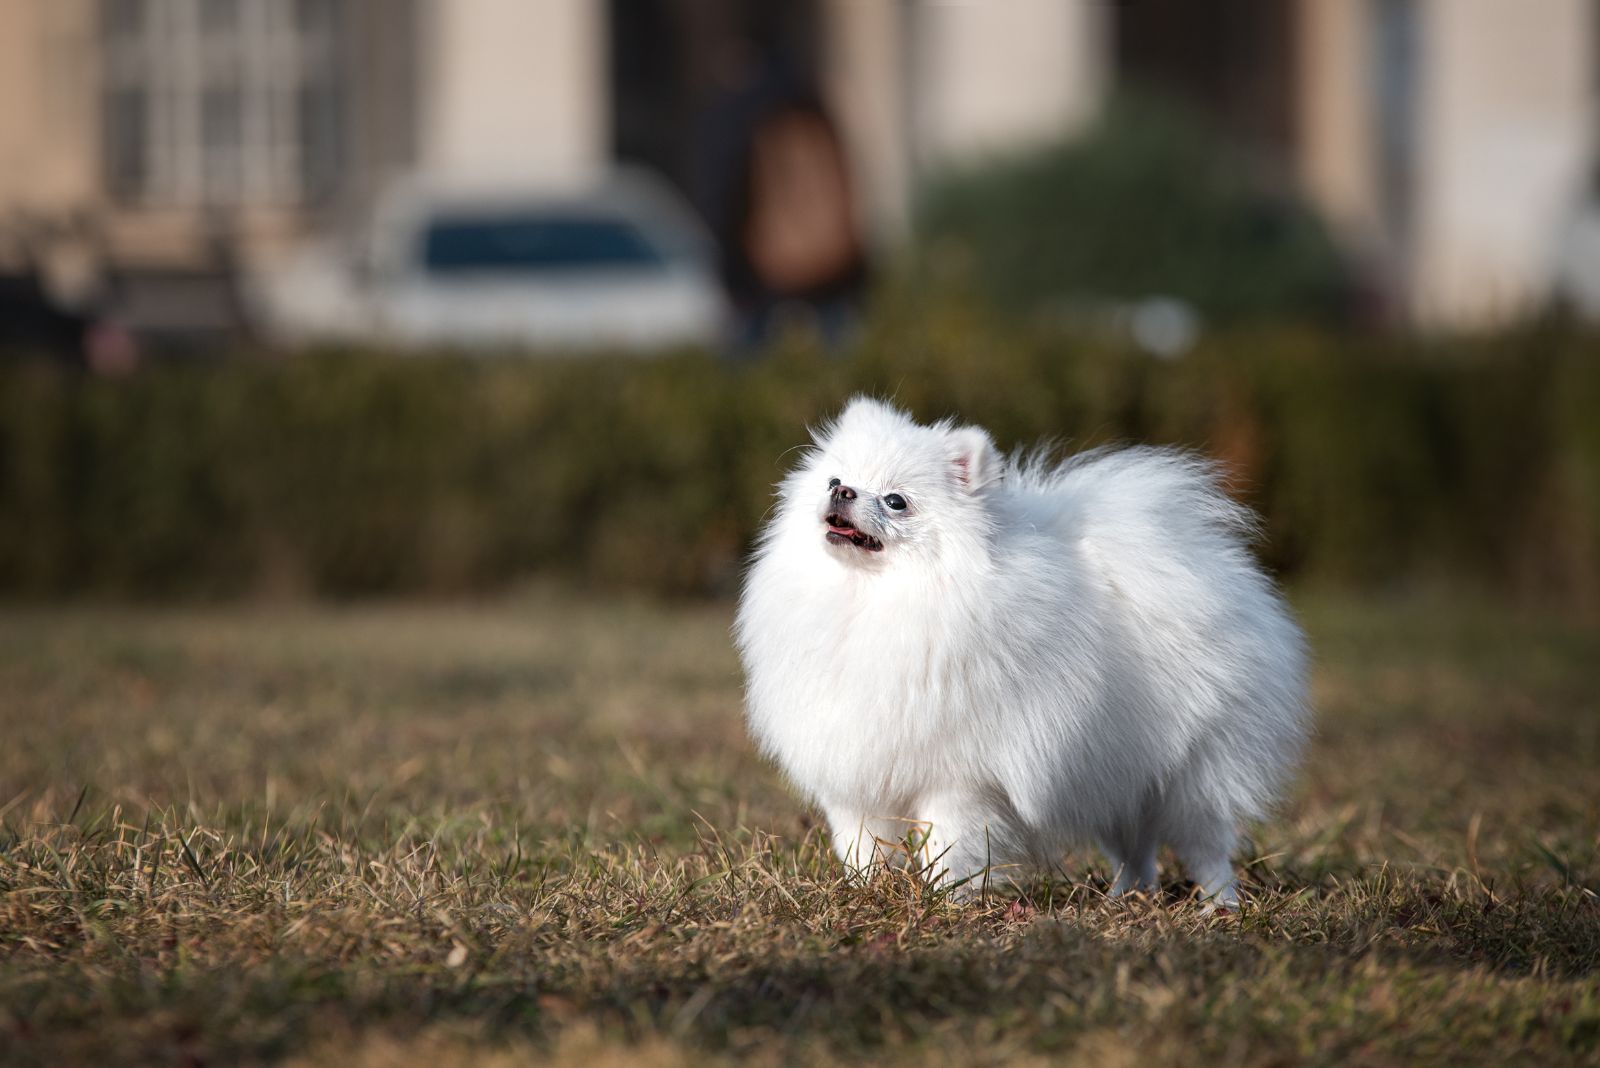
[1,590,1596,1066]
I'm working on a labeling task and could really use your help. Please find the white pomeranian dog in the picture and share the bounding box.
[735,397,1309,906]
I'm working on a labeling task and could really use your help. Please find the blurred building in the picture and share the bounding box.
[1297,0,1595,327]
[0,0,1593,337]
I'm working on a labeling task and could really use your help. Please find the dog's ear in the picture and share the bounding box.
[948,425,998,492]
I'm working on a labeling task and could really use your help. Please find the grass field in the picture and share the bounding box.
[1,592,1596,1066]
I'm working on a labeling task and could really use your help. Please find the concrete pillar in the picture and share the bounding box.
[1411,0,1595,326]
[417,0,607,185]
[906,0,1108,171]
[820,0,912,237]
[0,0,99,218]
[1295,0,1383,247]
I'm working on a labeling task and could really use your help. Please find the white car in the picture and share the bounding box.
[250,172,728,352]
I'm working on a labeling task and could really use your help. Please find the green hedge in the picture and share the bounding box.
[2,317,1597,605]
[915,97,1352,325]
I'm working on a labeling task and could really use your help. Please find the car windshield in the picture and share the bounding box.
[421,212,668,275]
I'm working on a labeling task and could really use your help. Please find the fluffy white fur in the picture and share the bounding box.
[734,396,1309,905]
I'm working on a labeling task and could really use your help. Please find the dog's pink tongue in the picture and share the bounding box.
[827,524,855,536]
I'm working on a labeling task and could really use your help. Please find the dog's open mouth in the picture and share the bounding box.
[824,513,883,552]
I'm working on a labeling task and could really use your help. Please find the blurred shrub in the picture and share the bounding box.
[0,319,1596,607]
[914,96,1352,326]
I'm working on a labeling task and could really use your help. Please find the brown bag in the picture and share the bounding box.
[742,108,860,295]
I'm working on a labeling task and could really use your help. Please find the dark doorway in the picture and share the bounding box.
[1112,0,1299,159]
[607,0,820,203]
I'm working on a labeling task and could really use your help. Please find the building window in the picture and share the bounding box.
[100,0,342,207]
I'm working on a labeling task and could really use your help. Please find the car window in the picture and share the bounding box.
[421,212,668,275]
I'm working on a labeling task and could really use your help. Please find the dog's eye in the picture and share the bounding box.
[883,493,907,511]
[828,477,841,489]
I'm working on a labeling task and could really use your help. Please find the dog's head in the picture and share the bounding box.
[777,396,1000,571]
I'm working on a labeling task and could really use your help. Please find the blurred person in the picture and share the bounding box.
[694,37,869,358]
[0,262,137,375]
[0,267,85,360]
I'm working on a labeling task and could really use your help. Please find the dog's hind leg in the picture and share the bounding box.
[1104,844,1158,897]
[1169,821,1240,908]
[1101,822,1158,897]
[1102,791,1161,897]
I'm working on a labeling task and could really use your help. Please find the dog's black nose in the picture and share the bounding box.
[830,483,857,501]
